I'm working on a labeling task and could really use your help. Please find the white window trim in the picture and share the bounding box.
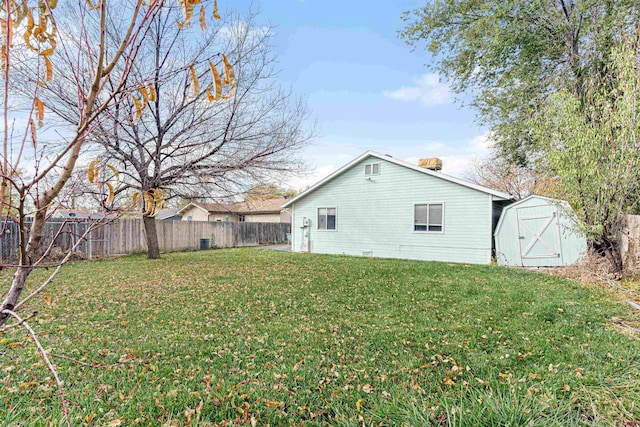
[413,201,445,234]
[364,162,381,176]
[317,206,338,231]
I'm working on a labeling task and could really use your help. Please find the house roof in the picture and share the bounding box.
[177,197,287,216]
[50,209,118,220]
[282,151,513,208]
[155,208,181,220]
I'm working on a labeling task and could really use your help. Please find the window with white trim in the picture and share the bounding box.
[318,207,337,230]
[414,203,443,232]
[365,163,380,176]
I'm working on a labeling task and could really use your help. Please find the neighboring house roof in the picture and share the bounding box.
[51,209,118,220]
[177,197,287,216]
[155,208,181,220]
[282,151,513,208]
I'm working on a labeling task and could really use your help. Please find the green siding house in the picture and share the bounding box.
[282,151,513,264]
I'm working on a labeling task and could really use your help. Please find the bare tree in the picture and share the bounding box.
[41,7,312,259]
[0,0,178,326]
[466,155,564,201]
[1,0,237,420]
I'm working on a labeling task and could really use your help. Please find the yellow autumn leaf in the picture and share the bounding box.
[443,377,456,386]
[40,36,57,56]
[149,188,165,212]
[133,96,143,122]
[180,0,194,28]
[44,56,53,82]
[148,83,156,101]
[85,412,96,423]
[132,192,141,211]
[213,0,220,19]
[143,192,155,216]
[189,65,200,96]
[199,5,206,30]
[140,86,149,104]
[220,54,236,99]
[34,97,44,127]
[356,399,362,412]
[44,295,52,304]
[209,61,221,101]
[105,182,115,205]
[106,164,120,187]
[222,54,233,84]
[88,159,99,184]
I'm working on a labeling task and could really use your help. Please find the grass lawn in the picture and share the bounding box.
[1,249,639,426]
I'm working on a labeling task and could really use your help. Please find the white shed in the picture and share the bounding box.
[494,195,586,267]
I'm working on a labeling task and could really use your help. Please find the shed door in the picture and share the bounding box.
[516,206,562,267]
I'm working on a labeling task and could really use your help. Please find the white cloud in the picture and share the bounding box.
[384,73,451,107]
[402,133,494,178]
[286,164,336,192]
[467,133,493,153]
[218,21,271,43]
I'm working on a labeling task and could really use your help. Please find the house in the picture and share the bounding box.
[281,151,513,264]
[177,197,291,223]
[494,195,586,267]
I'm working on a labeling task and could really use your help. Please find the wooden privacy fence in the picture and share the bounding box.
[0,219,291,261]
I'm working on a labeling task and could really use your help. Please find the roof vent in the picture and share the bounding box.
[418,157,443,171]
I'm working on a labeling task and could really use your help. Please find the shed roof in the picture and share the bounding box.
[282,151,513,208]
[493,195,572,237]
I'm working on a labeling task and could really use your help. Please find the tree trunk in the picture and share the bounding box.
[592,236,624,274]
[0,210,46,325]
[143,215,161,259]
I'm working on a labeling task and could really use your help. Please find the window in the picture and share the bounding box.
[365,163,380,176]
[318,207,337,230]
[414,203,443,232]
[187,215,193,221]
[239,215,246,222]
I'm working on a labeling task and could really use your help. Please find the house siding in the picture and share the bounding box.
[180,206,210,221]
[291,156,494,264]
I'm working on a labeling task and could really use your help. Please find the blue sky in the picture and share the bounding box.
[233,0,493,189]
